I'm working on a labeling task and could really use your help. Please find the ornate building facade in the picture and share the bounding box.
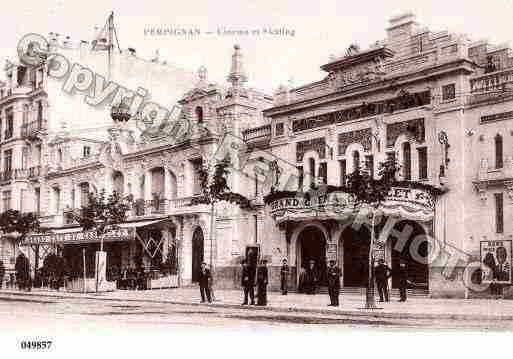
[2,13,513,298]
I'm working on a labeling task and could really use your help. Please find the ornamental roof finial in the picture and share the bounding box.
[227,44,247,88]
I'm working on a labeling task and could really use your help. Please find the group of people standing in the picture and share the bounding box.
[241,259,268,306]
[197,257,412,306]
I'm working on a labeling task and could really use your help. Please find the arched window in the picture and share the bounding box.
[195,106,204,124]
[495,134,503,169]
[402,142,411,180]
[352,151,360,172]
[112,171,124,196]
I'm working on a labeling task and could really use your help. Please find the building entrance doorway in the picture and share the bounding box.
[341,226,371,287]
[389,220,429,289]
[297,226,327,286]
[191,227,204,283]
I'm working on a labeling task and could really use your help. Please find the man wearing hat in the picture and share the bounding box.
[326,259,342,306]
[241,259,256,305]
[374,258,392,302]
[396,259,409,302]
[198,262,212,303]
[280,258,289,295]
[256,259,269,306]
[305,259,318,294]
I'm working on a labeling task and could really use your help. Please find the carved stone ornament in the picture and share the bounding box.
[475,182,488,204]
[505,180,513,203]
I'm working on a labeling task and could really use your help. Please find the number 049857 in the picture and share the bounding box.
[20,340,52,350]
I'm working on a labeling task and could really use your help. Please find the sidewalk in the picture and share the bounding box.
[1,287,513,321]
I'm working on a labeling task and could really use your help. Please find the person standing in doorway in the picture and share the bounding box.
[374,259,392,302]
[326,260,342,306]
[256,260,269,306]
[280,259,289,295]
[396,260,408,302]
[198,262,212,303]
[241,259,255,305]
[305,260,317,294]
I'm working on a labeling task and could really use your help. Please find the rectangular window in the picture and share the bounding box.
[4,149,12,175]
[339,160,347,186]
[418,147,428,180]
[53,187,61,214]
[2,190,11,211]
[495,135,503,169]
[495,193,504,234]
[37,101,43,128]
[80,183,90,207]
[275,123,284,137]
[319,162,328,184]
[402,143,411,180]
[297,166,304,190]
[191,158,203,195]
[35,188,40,215]
[20,189,26,213]
[83,146,91,158]
[21,147,28,170]
[365,155,374,179]
[5,107,13,139]
[442,84,456,101]
[309,158,315,187]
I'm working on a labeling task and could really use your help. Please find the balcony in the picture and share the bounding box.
[0,170,13,182]
[21,119,47,139]
[12,166,42,180]
[242,124,272,148]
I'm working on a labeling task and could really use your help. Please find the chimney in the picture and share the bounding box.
[387,13,419,44]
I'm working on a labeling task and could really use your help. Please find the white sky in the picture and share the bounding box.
[2,0,513,94]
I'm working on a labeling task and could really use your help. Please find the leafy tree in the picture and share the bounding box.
[191,157,251,285]
[70,189,130,251]
[346,155,400,309]
[0,209,41,243]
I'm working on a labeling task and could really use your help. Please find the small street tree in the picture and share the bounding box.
[70,189,131,251]
[191,157,251,292]
[346,155,400,309]
[0,210,42,285]
[69,189,130,291]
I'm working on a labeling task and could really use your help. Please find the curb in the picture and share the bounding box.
[1,290,512,322]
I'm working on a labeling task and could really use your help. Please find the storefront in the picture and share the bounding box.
[23,218,180,291]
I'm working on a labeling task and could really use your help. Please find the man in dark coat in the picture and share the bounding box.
[241,259,255,305]
[198,262,212,303]
[396,260,408,302]
[280,259,289,295]
[305,260,317,294]
[326,260,342,306]
[256,260,269,306]
[374,259,392,302]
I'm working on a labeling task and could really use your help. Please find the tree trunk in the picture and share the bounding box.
[365,209,377,309]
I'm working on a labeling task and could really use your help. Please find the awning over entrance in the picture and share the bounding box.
[23,219,170,246]
[266,185,438,224]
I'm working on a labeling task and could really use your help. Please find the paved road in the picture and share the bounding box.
[0,293,511,332]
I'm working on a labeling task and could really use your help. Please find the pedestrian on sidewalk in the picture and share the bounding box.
[396,260,408,302]
[241,259,256,305]
[305,260,318,294]
[326,260,341,306]
[0,261,5,289]
[199,262,212,303]
[280,258,289,295]
[374,259,392,302]
[207,264,217,301]
[256,260,268,306]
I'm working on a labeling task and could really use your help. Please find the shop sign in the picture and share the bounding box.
[269,191,355,215]
[385,187,435,210]
[24,227,136,245]
[480,240,512,284]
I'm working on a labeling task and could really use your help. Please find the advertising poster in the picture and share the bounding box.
[480,240,512,284]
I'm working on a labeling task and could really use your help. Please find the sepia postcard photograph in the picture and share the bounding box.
[0,0,512,357]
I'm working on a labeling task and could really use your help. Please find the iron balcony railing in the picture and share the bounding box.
[21,119,47,139]
[242,124,272,144]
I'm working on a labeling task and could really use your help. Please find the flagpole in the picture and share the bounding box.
[108,11,113,80]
